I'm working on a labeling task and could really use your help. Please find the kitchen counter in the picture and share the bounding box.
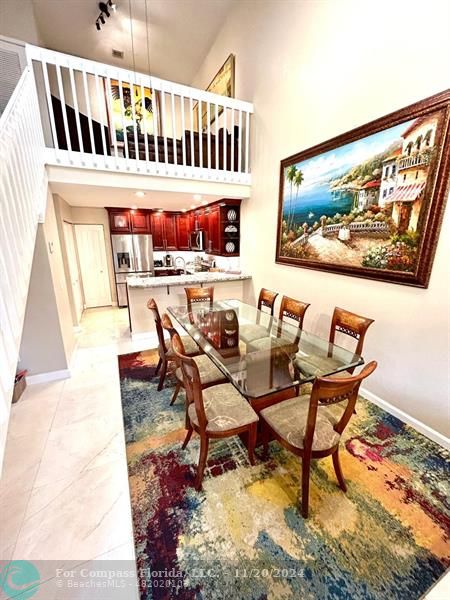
[127,271,251,289]
[127,272,252,338]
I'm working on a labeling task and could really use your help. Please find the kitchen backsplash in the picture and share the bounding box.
[153,251,240,271]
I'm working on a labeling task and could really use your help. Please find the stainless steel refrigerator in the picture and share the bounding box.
[112,234,154,307]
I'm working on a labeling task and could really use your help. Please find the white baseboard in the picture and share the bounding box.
[26,369,71,385]
[361,386,450,451]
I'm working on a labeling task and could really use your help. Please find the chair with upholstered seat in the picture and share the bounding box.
[170,330,259,490]
[240,288,279,344]
[260,361,377,518]
[249,295,310,352]
[294,306,374,381]
[161,313,227,405]
[147,298,200,392]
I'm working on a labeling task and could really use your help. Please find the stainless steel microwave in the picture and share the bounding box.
[189,230,206,251]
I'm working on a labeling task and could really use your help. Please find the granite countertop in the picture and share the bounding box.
[127,271,252,288]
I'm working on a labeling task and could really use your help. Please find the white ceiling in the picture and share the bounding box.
[50,181,226,210]
[32,0,235,85]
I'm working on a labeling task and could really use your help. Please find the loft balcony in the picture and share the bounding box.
[25,45,253,186]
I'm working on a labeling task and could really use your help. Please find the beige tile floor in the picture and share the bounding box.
[0,307,154,568]
[0,306,448,599]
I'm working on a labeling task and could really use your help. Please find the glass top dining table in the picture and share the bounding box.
[167,299,363,401]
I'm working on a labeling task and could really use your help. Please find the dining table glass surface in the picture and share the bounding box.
[167,299,363,400]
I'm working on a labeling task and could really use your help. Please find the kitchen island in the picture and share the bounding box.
[127,271,252,338]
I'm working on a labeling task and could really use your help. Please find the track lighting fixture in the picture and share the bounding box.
[95,1,117,31]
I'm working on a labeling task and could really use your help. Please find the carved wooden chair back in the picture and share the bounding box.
[185,286,214,312]
[147,298,168,356]
[278,295,310,339]
[171,332,207,430]
[304,361,377,454]
[257,288,278,316]
[161,313,187,355]
[329,307,374,371]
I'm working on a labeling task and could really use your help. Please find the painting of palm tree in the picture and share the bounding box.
[276,91,450,288]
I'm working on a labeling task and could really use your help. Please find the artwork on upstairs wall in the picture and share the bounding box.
[194,54,235,131]
[104,80,162,142]
[275,90,450,288]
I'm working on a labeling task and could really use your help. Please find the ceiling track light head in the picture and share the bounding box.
[99,14,105,24]
[99,2,110,17]
[108,0,117,11]
[96,20,101,31]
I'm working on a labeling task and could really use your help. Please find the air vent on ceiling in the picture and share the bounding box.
[112,49,124,59]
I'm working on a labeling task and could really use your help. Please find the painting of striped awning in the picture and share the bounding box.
[389,182,426,203]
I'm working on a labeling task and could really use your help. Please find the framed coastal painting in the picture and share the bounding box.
[105,80,161,142]
[194,54,235,131]
[275,90,450,287]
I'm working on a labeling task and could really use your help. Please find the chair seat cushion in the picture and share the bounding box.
[293,353,344,378]
[249,335,298,353]
[240,323,270,343]
[260,395,341,451]
[188,383,258,432]
[167,334,199,357]
[176,354,226,386]
[180,335,200,356]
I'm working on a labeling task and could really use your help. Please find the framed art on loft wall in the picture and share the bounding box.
[104,79,162,142]
[194,54,235,131]
[275,90,450,288]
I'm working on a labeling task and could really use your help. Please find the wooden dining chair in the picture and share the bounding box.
[240,288,279,343]
[171,329,259,490]
[294,306,374,383]
[260,360,377,518]
[249,295,310,352]
[147,298,200,391]
[329,307,374,374]
[185,286,214,312]
[161,313,227,405]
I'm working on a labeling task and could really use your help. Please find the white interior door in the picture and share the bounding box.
[63,221,84,323]
[74,224,112,308]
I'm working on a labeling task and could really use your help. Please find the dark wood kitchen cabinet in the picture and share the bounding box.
[109,210,132,233]
[206,206,220,254]
[176,213,191,250]
[164,213,178,250]
[150,212,178,250]
[130,211,151,233]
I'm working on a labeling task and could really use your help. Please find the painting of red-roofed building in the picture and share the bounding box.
[276,90,450,287]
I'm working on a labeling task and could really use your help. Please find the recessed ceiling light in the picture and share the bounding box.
[193,194,202,201]
[190,204,196,209]
[131,205,137,210]
[135,191,145,197]
[181,209,187,213]
[201,200,207,205]
[157,208,164,213]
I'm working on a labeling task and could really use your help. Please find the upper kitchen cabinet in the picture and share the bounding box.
[176,213,191,251]
[109,210,132,233]
[150,212,178,250]
[130,211,151,233]
[164,213,178,250]
[206,205,220,254]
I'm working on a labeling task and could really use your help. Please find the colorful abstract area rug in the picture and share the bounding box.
[119,348,450,600]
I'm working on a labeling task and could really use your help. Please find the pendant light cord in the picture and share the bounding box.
[128,0,136,74]
[145,0,152,77]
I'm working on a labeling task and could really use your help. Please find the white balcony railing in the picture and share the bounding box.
[0,66,46,462]
[25,45,253,185]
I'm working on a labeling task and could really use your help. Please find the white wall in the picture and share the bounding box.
[19,190,76,377]
[193,0,450,437]
[0,0,41,45]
